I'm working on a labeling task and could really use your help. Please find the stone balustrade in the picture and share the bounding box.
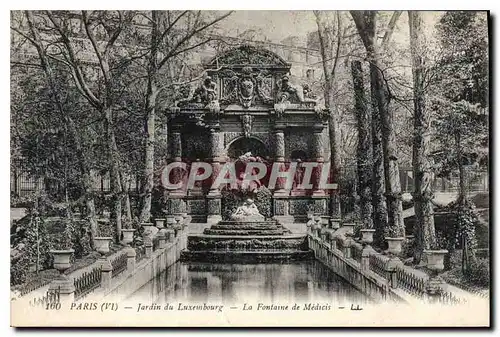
[308,221,474,305]
[31,217,189,305]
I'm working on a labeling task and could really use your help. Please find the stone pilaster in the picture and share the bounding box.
[171,129,182,162]
[169,126,185,196]
[273,124,289,196]
[206,124,223,223]
[206,195,222,224]
[208,125,223,197]
[311,124,325,196]
[274,125,285,162]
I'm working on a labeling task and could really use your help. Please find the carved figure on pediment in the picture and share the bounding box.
[276,75,300,104]
[303,84,318,100]
[193,76,217,103]
[176,76,220,113]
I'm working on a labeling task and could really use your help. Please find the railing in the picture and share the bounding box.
[438,291,464,305]
[74,266,102,301]
[395,265,428,297]
[369,254,390,280]
[111,253,127,278]
[28,287,60,307]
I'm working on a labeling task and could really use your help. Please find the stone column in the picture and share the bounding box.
[311,124,325,196]
[208,125,224,196]
[273,124,288,196]
[207,124,223,224]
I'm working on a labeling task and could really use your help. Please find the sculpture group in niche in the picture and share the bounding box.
[241,114,253,138]
[230,198,265,221]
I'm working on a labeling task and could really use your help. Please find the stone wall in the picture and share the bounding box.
[307,223,475,305]
[101,231,188,302]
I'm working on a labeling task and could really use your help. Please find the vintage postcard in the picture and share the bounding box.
[10,10,490,327]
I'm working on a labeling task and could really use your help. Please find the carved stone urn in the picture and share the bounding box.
[360,229,376,245]
[320,215,330,227]
[50,249,74,275]
[155,218,166,229]
[173,214,184,230]
[94,237,112,255]
[424,250,448,273]
[141,222,158,239]
[386,237,405,255]
[121,229,136,245]
[165,215,176,230]
[329,218,340,230]
[341,222,356,236]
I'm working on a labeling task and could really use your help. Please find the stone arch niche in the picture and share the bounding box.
[226,137,270,160]
[166,44,338,224]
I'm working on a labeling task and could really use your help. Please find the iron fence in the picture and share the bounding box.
[395,265,428,297]
[369,254,390,280]
[111,253,128,278]
[28,286,60,307]
[438,291,464,305]
[74,266,102,301]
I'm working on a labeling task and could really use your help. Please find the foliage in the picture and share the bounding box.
[432,99,488,177]
[10,254,30,286]
[432,11,489,178]
[442,198,478,250]
[24,209,52,270]
[254,187,272,219]
[463,257,489,287]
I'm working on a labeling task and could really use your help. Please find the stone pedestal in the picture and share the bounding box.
[48,276,75,306]
[206,196,222,224]
[144,237,153,258]
[125,246,136,275]
[98,258,113,291]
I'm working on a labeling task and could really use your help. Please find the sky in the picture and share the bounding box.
[218,11,318,44]
[215,10,449,47]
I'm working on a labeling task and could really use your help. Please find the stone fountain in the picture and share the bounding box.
[181,198,312,262]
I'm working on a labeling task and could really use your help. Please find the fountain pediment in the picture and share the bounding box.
[173,45,323,113]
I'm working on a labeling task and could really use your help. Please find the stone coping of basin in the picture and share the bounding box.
[188,234,306,239]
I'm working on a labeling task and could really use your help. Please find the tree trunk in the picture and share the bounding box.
[327,95,341,218]
[139,78,158,223]
[457,133,467,201]
[139,10,161,223]
[104,106,123,243]
[351,60,374,229]
[369,56,404,238]
[409,11,437,262]
[315,11,342,219]
[351,11,388,246]
[121,172,132,222]
[351,11,405,244]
